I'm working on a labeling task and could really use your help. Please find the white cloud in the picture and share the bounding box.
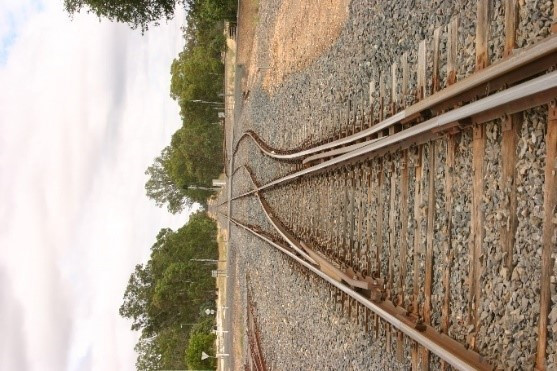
[0,269,29,371]
[0,1,190,370]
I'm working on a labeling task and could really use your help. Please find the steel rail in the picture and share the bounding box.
[219,163,318,264]
[302,138,381,165]
[230,70,557,201]
[232,112,403,160]
[231,34,557,162]
[242,165,376,289]
[228,217,493,370]
[253,190,318,266]
[212,165,254,209]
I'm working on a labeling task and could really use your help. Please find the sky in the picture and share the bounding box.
[0,1,192,370]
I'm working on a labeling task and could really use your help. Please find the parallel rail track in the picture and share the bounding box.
[230,34,557,166]
[215,3,557,370]
[245,277,267,371]
[229,216,492,371]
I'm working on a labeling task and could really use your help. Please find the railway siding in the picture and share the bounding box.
[218,0,557,369]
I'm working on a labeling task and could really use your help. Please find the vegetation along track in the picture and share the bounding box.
[215,1,557,370]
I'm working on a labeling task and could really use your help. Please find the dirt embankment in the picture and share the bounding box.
[237,0,350,93]
[263,0,349,91]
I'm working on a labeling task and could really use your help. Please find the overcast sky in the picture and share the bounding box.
[0,1,191,370]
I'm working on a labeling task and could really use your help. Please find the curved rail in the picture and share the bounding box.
[215,28,557,371]
[239,165,319,266]
[242,164,377,288]
[229,70,557,201]
[231,35,557,163]
[228,216,493,371]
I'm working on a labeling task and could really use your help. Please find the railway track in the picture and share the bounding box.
[245,276,267,371]
[214,1,557,370]
[232,33,557,166]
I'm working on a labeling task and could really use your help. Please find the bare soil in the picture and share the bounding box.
[237,0,350,93]
[262,0,350,91]
[236,0,259,93]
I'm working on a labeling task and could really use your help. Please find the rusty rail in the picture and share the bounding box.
[229,216,493,371]
[230,70,557,201]
[231,34,557,164]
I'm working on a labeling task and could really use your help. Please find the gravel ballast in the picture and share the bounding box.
[224,0,557,369]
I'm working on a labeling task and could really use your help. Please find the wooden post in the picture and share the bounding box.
[441,21,459,371]
[417,40,427,100]
[369,79,376,127]
[392,62,398,114]
[501,114,521,276]
[475,0,492,71]
[389,158,396,301]
[412,340,419,371]
[357,168,364,266]
[397,330,404,362]
[342,170,349,263]
[348,167,356,265]
[552,0,557,34]
[422,141,436,369]
[400,154,409,306]
[330,170,340,256]
[379,75,385,122]
[504,0,517,57]
[500,1,520,278]
[377,163,386,345]
[386,165,392,357]
[402,53,409,106]
[535,103,557,369]
[469,0,491,350]
[347,99,353,136]
[432,26,442,93]
[366,167,374,274]
[412,147,423,371]
[376,159,384,278]
[415,42,427,368]
[400,51,410,307]
[360,92,366,132]
[447,17,459,86]
[440,136,456,371]
[388,158,397,354]
[469,123,485,351]
[323,178,328,246]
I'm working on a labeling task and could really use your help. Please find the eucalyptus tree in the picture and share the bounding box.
[63,0,177,32]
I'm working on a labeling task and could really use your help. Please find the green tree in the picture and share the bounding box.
[184,0,235,48]
[145,147,192,214]
[120,212,218,333]
[120,212,219,369]
[119,263,154,332]
[134,334,162,371]
[143,0,234,214]
[184,332,217,370]
[157,327,188,370]
[190,316,215,335]
[63,0,176,32]
[170,44,224,121]
[168,122,223,188]
[151,262,202,324]
[145,123,223,213]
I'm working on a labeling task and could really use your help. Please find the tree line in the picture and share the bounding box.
[64,0,235,33]
[146,0,237,212]
[119,211,219,370]
[64,0,236,369]
[66,0,235,212]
